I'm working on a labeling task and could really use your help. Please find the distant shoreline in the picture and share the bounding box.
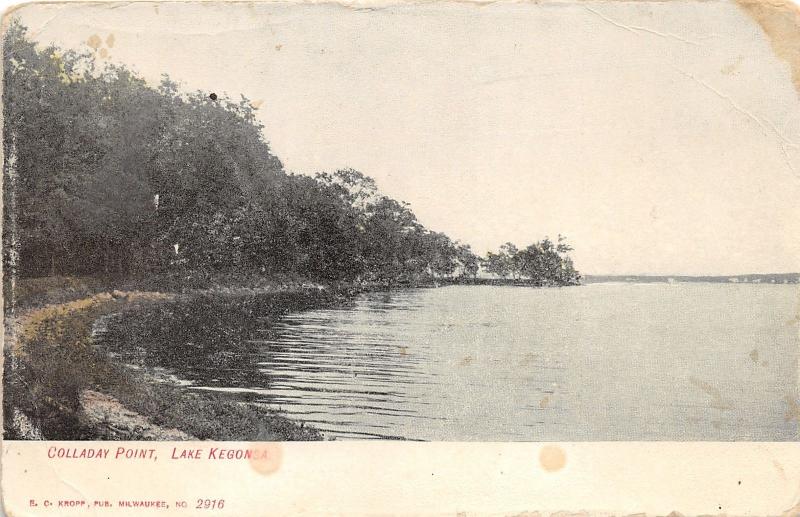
[583,273,800,284]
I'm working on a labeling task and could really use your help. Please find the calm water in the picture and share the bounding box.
[110,284,800,440]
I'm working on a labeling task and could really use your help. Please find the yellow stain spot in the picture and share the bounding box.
[248,444,283,476]
[87,34,102,50]
[250,99,264,109]
[539,445,566,472]
[99,48,109,59]
[106,34,115,48]
[539,395,550,409]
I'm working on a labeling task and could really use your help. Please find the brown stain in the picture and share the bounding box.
[735,0,800,94]
[689,376,734,410]
[247,443,283,476]
[106,34,115,49]
[749,348,759,363]
[275,44,283,51]
[774,458,787,481]
[784,394,800,422]
[538,445,566,472]
[459,355,474,366]
[87,34,102,50]
[250,99,264,109]
[99,48,109,59]
[398,345,409,356]
[539,395,550,409]
[720,55,744,75]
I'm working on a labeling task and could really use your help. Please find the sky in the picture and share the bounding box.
[13,0,800,275]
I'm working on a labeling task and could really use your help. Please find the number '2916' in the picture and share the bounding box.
[196,499,225,510]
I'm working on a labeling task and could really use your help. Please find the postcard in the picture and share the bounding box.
[2,0,800,515]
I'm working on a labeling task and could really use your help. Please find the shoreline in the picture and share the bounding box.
[3,275,581,442]
[3,284,328,441]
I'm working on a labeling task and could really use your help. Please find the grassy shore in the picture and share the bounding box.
[4,277,328,441]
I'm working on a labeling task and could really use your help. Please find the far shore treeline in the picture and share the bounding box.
[2,21,580,289]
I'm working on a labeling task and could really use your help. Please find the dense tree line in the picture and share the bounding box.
[2,21,578,287]
[482,236,581,286]
[2,22,478,285]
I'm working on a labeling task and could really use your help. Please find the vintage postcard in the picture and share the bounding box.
[2,0,800,514]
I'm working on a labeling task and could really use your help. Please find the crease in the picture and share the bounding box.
[2,0,735,17]
[583,5,701,46]
[670,65,800,175]
[778,143,798,177]
[26,13,61,38]
[60,477,93,513]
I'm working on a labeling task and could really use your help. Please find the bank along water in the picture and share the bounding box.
[95,283,800,441]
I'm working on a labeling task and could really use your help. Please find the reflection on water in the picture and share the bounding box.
[248,291,443,439]
[99,284,800,441]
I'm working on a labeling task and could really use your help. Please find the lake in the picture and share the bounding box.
[100,283,800,441]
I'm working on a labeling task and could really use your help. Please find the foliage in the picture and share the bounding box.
[3,21,576,287]
[3,21,485,285]
[481,235,581,286]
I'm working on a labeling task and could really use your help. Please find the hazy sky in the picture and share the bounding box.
[15,1,800,275]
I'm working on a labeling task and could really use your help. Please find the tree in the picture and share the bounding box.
[4,20,579,289]
[455,243,479,278]
[483,236,580,286]
[499,242,521,279]
[482,251,510,278]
